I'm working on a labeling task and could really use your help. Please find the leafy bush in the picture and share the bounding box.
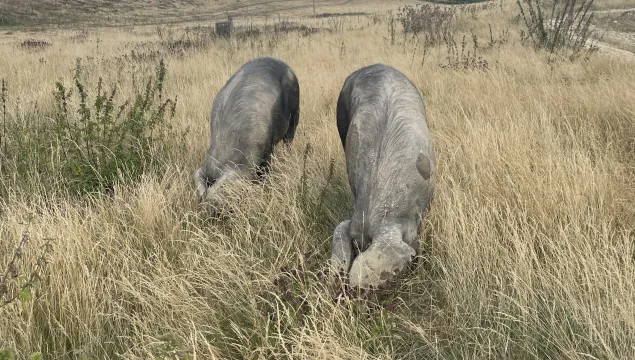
[397,4,456,45]
[517,0,600,59]
[0,59,181,196]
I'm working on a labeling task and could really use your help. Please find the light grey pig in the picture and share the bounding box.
[193,57,300,201]
[331,64,436,289]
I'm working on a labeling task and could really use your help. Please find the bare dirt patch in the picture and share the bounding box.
[592,8,635,59]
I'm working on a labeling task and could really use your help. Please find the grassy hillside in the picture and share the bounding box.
[1,0,198,26]
[1,0,635,359]
[0,0,409,27]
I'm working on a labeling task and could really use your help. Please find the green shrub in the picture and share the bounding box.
[0,58,182,197]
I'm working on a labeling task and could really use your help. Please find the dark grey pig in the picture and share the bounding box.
[193,57,300,201]
[331,64,436,289]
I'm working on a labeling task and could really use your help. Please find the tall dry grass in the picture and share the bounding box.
[1,2,635,359]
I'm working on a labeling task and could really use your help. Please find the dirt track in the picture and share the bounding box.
[593,7,635,14]
[595,40,635,61]
[592,7,635,62]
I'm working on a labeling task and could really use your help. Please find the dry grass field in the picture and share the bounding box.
[1,0,635,359]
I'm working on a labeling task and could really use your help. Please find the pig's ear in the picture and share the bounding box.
[416,152,431,180]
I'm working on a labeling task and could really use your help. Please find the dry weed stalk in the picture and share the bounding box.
[517,0,600,59]
[0,217,53,308]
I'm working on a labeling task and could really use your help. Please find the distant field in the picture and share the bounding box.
[4,0,630,28]
[1,0,635,359]
[0,0,419,27]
